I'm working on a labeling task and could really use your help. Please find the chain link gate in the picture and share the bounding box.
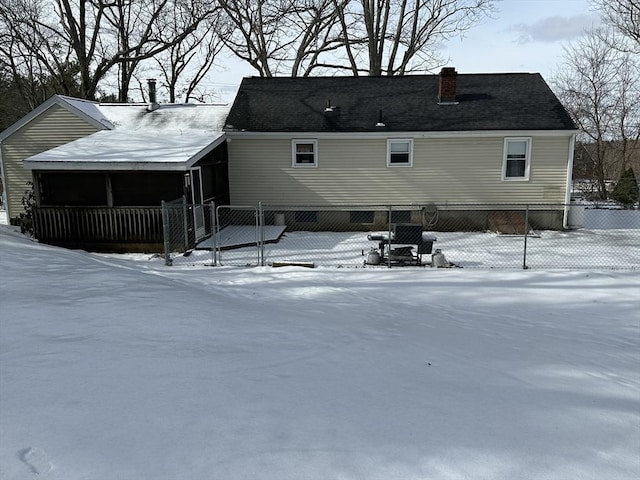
[212,205,264,266]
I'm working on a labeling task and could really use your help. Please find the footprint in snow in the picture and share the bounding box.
[18,447,54,475]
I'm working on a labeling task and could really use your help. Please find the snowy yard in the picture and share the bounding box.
[1,224,639,480]
[167,209,640,269]
[169,227,640,270]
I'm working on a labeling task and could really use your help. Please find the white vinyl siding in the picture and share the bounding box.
[1,104,100,218]
[227,135,572,206]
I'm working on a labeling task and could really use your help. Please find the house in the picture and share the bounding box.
[0,81,230,250]
[0,95,108,220]
[224,68,578,230]
[572,140,640,199]
[1,68,578,252]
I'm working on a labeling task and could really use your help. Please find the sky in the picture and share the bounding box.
[443,0,599,77]
[205,0,600,102]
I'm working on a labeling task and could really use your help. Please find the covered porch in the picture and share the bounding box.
[24,128,229,252]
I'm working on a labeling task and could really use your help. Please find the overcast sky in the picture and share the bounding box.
[205,0,600,101]
[443,0,599,78]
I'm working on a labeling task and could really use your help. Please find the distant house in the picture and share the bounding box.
[224,68,578,230]
[572,140,640,199]
[0,82,230,250]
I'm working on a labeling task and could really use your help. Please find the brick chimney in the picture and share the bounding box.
[438,67,458,104]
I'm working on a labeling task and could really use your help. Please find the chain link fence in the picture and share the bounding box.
[161,202,640,270]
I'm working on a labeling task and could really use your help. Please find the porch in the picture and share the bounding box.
[33,206,167,252]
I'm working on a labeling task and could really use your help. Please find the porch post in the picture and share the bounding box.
[105,174,113,207]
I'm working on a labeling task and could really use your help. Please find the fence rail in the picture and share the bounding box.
[33,206,164,245]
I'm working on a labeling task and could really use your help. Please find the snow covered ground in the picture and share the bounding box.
[166,209,640,269]
[1,224,639,480]
[170,227,640,270]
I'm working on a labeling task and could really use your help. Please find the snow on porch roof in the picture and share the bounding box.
[24,130,226,171]
[24,102,230,171]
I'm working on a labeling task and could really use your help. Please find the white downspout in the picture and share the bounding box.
[0,141,7,218]
[563,133,576,229]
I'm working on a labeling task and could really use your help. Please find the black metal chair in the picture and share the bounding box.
[369,224,436,265]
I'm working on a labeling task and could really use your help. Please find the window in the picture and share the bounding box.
[503,138,531,181]
[292,139,318,167]
[41,172,108,206]
[350,210,375,224]
[387,139,413,166]
[295,211,319,223]
[390,210,411,223]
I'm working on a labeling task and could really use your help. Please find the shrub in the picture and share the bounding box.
[610,168,639,207]
[18,182,36,235]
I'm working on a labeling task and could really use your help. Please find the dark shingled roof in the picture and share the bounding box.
[225,73,576,133]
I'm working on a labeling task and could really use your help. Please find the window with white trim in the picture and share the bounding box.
[503,138,531,180]
[292,139,318,167]
[387,139,413,167]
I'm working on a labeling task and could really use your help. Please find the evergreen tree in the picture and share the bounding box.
[610,167,639,206]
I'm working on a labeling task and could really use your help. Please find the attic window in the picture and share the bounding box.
[292,139,318,167]
[503,138,531,181]
[387,139,413,167]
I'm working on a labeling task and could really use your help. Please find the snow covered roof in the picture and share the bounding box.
[24,130,226,171]
[59,96,115,129]
[23,101,230,171]
[96,102,230,132]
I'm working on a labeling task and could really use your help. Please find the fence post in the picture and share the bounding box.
[523,204,529,270]
[161,201,172,266]
[258,202,265,266]
[211,204,220,267]
[387,206,393,268]
[210,201,217,266]
[182,195,189,251]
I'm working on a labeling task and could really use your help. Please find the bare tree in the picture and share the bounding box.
[218,0,345,77]
[333,0,495,76]
[554,28,640,199]
[0,0,219,102]
[219,0,493,77]
[592,0,640,52]
[153,4,230,102]
[613,49,640,175]
[289,0,350,76]
[0,0,80,106]
[63,0,219,101]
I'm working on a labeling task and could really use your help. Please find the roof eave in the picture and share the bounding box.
[226,129,579,139]
[23,133,227,171]
[24,161,191,171]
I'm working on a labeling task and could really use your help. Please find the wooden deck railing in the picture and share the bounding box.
[33,206,164,245]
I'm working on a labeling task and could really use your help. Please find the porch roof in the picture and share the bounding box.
[24,130,226,171]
